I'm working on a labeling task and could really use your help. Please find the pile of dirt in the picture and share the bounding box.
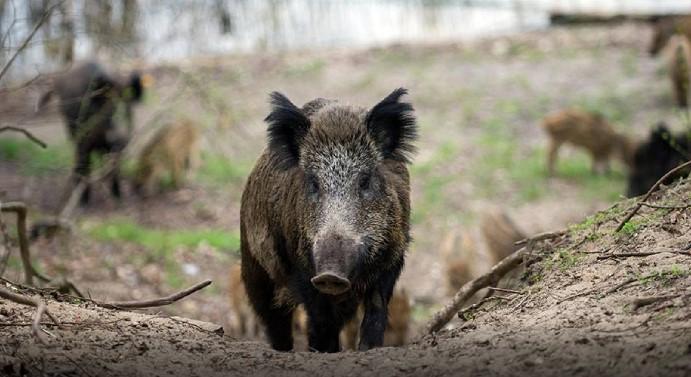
[1,180,689,377]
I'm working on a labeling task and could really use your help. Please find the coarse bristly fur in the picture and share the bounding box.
[37,61,146,205]
[649,15,691,56]
[542,109,637,176]
[240,88,416,353]
[627,123,691,197]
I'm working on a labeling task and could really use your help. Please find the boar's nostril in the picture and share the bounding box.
[311,272,351,295]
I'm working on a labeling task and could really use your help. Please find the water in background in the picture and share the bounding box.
[1,0,691,81]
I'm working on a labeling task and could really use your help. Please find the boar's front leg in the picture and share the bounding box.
[358,270,399,351]
[304,294,357,353]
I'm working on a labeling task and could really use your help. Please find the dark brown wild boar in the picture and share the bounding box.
[37,61,147,204]
[240,89,416,352]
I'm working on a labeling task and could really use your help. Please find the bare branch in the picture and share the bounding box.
[632,293,689,310]
[615,160,691,232]
[0,286,59,344]
[0,1,63,82]
[514,231,565,247]
[0,126,47,148]
[95,280,212,309]
[0,202,51,285]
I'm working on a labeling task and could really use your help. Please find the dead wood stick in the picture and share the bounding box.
[1,202,50,285]
[514,230,565,247]
[95,280,212,309]
[0,126,47,148]
[0,1,62,82]
[639,202,691,210]
[0,286,59,344]
[632,294,685,310]
[616,160,691,232]
[486,287,523,295]
[597,250,690,260]
[423,242,533,335]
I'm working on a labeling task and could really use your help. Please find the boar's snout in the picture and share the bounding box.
[311,235,362,295]
[311,273,351,295]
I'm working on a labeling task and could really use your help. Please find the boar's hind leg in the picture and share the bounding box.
[358,269,400,351]
[241,252,294,351]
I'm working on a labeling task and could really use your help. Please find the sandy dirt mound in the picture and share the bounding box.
[1,180,689,377]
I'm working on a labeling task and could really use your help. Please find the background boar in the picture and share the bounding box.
[132,119,200,197]
[240,88,416,352]
[649,15,691,56]
[666,34,691,108]
[542,109,636,175]
[38,61,146,204]
[627,123,690,197]
[228,264,261,337]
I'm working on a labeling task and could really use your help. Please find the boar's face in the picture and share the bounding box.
[265,89,416,296]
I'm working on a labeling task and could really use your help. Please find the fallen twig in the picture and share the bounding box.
[486,287,523,295]
[514,231,565,247]
[615,160,691,233]
[95,280,212,309]
[0,126,47,148]
[632,293,685,310]
[1,202,50,285]
[639,202,691,210]
[597,250,691,260]
[0,286,59,344]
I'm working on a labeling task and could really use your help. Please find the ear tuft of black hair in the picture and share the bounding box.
[265,92,311,169]
[127,72,144,102]
[365,88,417,163]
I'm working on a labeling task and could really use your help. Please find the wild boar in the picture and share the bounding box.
[627,123,690,197]
[240,88,416,352]
[132,119,200,197]
[649,15,691,56]
[228,263,261,337]
[38,61,147,204]
[666,34,691,108]
[480,210,526,264]
[542,109,636,176]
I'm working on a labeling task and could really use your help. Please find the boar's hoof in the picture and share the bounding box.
[311,273,351,295]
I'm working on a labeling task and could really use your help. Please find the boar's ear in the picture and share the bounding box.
[265,92,311,169]
[366,88,417,163]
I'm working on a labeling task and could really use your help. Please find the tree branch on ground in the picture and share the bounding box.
[615,160,691,232]
[0,202,50,285]
[94,280,212,310]
[0,286,60,344]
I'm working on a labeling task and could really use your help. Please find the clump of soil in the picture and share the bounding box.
[1,180,689,377]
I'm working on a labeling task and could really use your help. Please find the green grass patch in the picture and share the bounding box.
[196,153,253,186]
[86,218,240,255]
[0,137,72,175]
[638,265,689,286]
[284,58,326,77]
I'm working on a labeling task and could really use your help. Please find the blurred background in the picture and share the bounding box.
[1,0,690,343]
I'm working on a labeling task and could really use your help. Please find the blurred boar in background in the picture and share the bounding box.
[441,230,475,296]
[133,119,200,197]
[240,88,416,352]
[542,109,636,176]
[649,15,691,56]
[666,34,691,108]
[341,288,411,350]
[228,264,260,337]
[481,210,526,264]
[37,61,147,204]
[627,123,690,197]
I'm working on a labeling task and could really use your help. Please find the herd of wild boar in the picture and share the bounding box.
[27,17,691,353]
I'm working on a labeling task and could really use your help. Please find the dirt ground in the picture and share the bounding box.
[0,21,690,376]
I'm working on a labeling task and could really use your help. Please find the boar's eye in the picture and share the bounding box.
[306,175,320,199]
[358,172,375,199]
